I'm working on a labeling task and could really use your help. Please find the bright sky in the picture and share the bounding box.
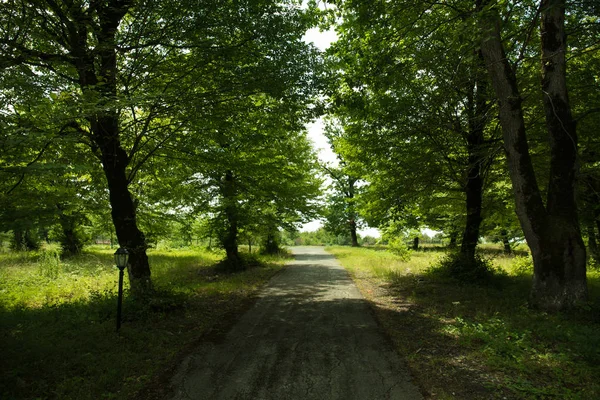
[298,23,440,239]
[299,27,384,237]
[302,27,339,166]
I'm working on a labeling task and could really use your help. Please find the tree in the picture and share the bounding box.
[1,0,323,292]
[172,91,322,269]
[327,0,500,265]
[478,0,589,309]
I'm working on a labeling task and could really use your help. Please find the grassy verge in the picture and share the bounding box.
[327,246,600,400]
[1,245,287,400]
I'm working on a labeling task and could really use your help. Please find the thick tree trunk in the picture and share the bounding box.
[99,135,152,294]
[460,141,484,261]
[501,229,512,254]
[449,231,458,248]
[460,174,483,261]
[73,2,152,295]
[460,51,488,263]
[349,219,359,247]
[479,0,587,310]
[60,227,80,256]
[222,171,241,270]
[12,229,38,251]
[56,204,82,256]
[263,232,280,255]
[12,230,24,251]
[59,220,82,257]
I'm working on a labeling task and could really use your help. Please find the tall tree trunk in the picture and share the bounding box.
[460,171,483,260]
[58,217,82,257]
[460,52,489,263]
[12,230,24,251]
[56,204,82,256]
[412,237,419,250]
[263,232,280,255]
[479,0,587,310]
[222,171,241,269]
[73,2,152,295]
[501,229,512,254]
[99,134,152,293]
[460,136,484,261]
[12,229,38,251]
[347,176,360,247]
[349,219,359,247]
[449,231,458,248]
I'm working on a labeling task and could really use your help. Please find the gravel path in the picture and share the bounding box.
[166,246,422,400]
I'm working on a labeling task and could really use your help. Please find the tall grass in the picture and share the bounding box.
[0,245,285,400]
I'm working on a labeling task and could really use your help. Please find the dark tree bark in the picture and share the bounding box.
[100,139,151,292]
[85,2,151,294]
[222,171,241,270]
[500,229,512,254]
[57,214,82,257]
[460,56,489,262]
[11,230,25,251]
[1,2,154,292]
[449,231,458,248]
[479,0,587,310]
[324,167,360,247]
[11,229,38,251]
[349,218,359,247]
[263,231,281,255]
[5,1,154,293]
[412,237,419,250]
[346,176,360,247]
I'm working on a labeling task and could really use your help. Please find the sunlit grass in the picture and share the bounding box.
[327,245,600,399]
[0,245,286,400]
[327,246,438,279]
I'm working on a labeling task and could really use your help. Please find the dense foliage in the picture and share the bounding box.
[0,0,323,284]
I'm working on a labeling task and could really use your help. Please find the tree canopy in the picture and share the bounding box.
[1,0,599,311]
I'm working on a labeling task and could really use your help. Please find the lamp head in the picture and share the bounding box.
[114,247,129,270]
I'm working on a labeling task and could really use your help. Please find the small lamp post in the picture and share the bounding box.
[114,247,129,332]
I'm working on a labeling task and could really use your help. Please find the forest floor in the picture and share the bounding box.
[328,246,600,400]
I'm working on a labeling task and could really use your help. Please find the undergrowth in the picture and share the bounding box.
[327,245,600,399]
[428,251,505,283]
[0,245,287,400]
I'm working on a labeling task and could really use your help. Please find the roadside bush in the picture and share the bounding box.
[512,255,534,275]
[387,237,412,261]
[429,251,503,283]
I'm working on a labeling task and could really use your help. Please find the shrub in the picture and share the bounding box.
[37,247,62,279]
[512,255,534,275]
[387,237,412,261]
[429,251,503,283]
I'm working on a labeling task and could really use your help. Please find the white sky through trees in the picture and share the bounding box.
[300,27,382,237]
[299,27,435,239]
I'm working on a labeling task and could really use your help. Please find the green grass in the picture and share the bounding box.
[1,244,286,400]
[327,245,600,399]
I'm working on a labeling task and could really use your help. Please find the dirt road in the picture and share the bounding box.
[166,246,422,400]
